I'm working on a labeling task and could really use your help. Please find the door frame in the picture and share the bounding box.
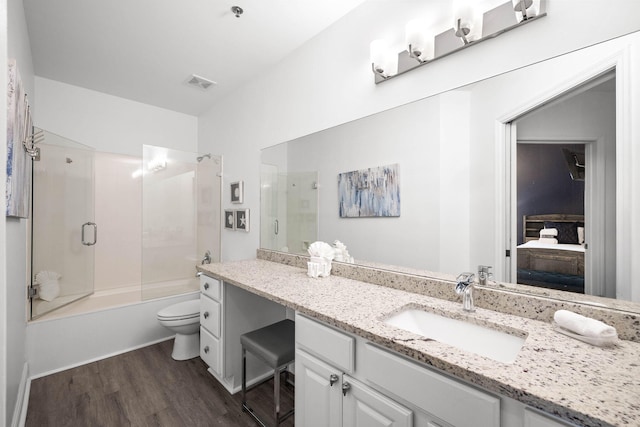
[494,50,633,299]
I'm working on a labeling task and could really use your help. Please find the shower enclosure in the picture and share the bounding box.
[30,129,221,320]
[260,165,318,254]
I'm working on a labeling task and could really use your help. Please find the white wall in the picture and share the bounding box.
[35,77,198,157]
[4,0,35,424]
[198,0,640,262]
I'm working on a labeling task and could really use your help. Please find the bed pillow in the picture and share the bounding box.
[544,221,579,244]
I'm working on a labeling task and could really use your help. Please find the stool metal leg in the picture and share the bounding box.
[242,347,247,405]
[274,367,281,423]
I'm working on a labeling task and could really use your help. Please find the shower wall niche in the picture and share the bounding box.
[31,130,221,320]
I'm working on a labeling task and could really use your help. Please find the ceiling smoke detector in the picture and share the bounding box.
[185,74,217,91]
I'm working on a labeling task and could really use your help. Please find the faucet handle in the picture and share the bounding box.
[478,265,492,278]
[456,272,475,284]
[455,272,475,294]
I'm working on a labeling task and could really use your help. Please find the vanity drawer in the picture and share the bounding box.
[200,296,221,337]
[363,343,500,427]
[295,313,354,374]
[200,327,221,374]
[200,275,221,301]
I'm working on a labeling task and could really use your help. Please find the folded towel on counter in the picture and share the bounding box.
[538,237,558,244]
[553,310,618,346]
[539,228,558,238]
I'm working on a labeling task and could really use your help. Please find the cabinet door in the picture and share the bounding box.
[295,349,343,427]
[343,375,413,427]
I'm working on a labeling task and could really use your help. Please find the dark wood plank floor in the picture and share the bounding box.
[26,340,294,426]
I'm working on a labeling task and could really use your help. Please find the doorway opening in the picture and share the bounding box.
[506,70,616,298]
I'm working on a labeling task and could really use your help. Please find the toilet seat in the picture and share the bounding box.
[157,299,200,321]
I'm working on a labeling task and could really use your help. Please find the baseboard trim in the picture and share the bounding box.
[12,362,30,427]
[29,336,175,380]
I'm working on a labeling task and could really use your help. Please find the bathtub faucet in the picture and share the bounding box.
[201,250,212,265]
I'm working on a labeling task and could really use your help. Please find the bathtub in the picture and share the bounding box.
[31,278,199,321]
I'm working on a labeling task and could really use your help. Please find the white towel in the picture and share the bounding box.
[539,228,558,238]
[35,270,61,302]
[554,310,617,340]
[538,237,558,244]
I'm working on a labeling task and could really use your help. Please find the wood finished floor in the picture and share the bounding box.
[26,340,294,427]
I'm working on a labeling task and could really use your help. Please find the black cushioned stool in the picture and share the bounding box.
[241,319,295,427]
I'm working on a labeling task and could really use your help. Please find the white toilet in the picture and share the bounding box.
[157,299,201,360]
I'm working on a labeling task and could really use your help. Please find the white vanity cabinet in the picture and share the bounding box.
[199,274,224,379]
[295,313,413,427]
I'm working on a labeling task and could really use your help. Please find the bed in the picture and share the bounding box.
[517,214,585,293]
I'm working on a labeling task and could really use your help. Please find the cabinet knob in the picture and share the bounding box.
[204,311,209,319]
[204,346,210,354]
[342,381,351,397]
[329,374,339,386]
[204,282,210,290]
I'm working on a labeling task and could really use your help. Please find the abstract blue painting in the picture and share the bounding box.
[338,163,400,218]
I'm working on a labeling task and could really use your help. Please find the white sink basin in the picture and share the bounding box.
[384,308,526,364]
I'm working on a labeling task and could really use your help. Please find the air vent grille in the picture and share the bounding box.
[186,74,217,91]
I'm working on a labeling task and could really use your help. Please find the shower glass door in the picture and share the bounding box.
[31,130,95,320]
[141,146,221,300]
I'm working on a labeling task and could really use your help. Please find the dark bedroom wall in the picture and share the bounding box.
[517,143,585,244]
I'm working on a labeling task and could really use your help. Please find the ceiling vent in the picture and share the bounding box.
[185,74,217,91]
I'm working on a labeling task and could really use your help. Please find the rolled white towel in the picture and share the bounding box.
[538,237,558,245]
[35,270,61,302]
[539,228,558,238]
[554,310,617,340]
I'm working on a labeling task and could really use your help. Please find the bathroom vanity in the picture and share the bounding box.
[197,255,640,427]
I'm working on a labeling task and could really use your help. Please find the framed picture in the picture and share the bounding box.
[338,163,400,218]
[6,59,33,218]
[230,181,244,204]
[235,209,250,232]
[224,209,235,230]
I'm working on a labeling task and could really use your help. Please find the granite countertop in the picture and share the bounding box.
[198,259,640,427]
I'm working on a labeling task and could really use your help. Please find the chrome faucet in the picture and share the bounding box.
[201,250,212,265]
[478,265,493,286]
[455,272,476,312]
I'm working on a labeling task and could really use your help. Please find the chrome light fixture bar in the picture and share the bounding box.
[372,0,546,84]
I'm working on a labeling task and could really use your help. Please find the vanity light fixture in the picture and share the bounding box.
[370,0,547,84]
[370,39,397,79]
[452,0,482,45]
[405,19,434,63]
[513,0,539,22]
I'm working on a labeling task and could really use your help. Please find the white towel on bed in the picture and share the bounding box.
[554,310,617,340]
[539,228,558,238]
[538,237,558,244]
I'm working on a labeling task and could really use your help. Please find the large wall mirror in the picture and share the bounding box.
[260,30,640,311]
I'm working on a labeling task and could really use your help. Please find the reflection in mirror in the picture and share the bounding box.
[514,72,616,299]
[260,30,640,309]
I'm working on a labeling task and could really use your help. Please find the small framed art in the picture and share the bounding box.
[235,209,250,232]
[224,209,235,230]
[230,181,244,204]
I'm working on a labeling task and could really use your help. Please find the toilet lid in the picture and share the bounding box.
[157,299,200,320]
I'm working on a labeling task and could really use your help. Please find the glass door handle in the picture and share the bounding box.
[81,222,97,246]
